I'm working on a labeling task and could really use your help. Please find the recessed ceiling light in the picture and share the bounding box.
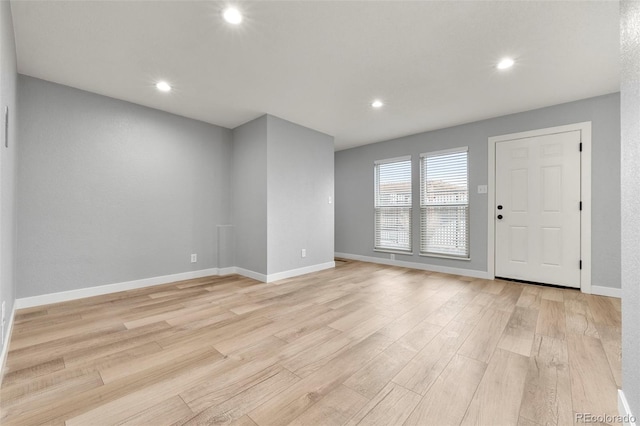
[497,58,515,70]
[156,81,171,92]
[223,7,243,24]
[371,100,384,108]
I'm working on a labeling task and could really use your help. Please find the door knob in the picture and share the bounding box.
[497,205,503,210]
[497,214,503,220]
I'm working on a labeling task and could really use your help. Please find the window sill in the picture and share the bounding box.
[374,249,414,256]
[419,253,470,261]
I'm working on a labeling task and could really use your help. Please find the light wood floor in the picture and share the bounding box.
[0,260,621,425]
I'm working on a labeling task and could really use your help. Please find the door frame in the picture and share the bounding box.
[487,122,592,293]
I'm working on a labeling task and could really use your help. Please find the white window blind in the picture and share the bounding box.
[420,148,469,258]
[374,157,412,252]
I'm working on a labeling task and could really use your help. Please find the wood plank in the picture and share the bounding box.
[61,322,171,366]
[6,322,169,373]
[212,321,293,355]
[461,348,529,426]
[453,291,494,324]
[1,367,95,405]
[457,308,511,363]
[30,348,224,425]
[567,334,619,417]
[155,315,272,350]
[587,295,621,327]
[516,286,543,310]
[182,367,299,425]
[328,306,387,331]
[232,415,259,426]
[225,336,287,362]
[518,416,541,426]
[13,309,48,323]
[13,313,83,334]
[395,320,441,352]
[282,314,391,378]
[286,385,367,426]
[490,283,524,313]
[377,294,453,340]
[344,382,422,426]
[273,306,354,343]
[1,358,65,387]
[118,395,193,426]
[8,321,127,352]
[535,299,566,339]
[99,343,222,384]
[404,355,486,426]
[594,323,622,387]
[163,304,232,326]
[483,280,506,295]
[1,371,104,422]
[74,342,165,380]
[343,341,417,399]
[497,306,538,357]
[519,334,572,426]
[565,294,600,338]
[267,327,342,365]
[67,357,236,426]
[393,320,473,395]
[422,290,478,327]
[248,333,393,426]
[541,287,564,302]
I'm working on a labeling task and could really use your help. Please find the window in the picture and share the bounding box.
[374,156,412,252]
[420,148,469,258]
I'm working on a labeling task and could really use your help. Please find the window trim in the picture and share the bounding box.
[374,155,412,165]
[419,146,470,259]
[374,155,413,253]
[419,146,469,159]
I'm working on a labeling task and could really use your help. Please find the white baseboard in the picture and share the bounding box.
[335,252,490,279]
[15,268,220,309]
[14,261,338,310]
[232,267,267,282]
[218,267,237,276]
[591,285,621,299]
[222,262,336,283]
[266,261,335,283]
[619,389,637,426]
[0,304,16,386]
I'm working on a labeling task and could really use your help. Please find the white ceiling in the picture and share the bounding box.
[10,1,620,151]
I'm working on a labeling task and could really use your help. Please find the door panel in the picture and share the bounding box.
[541,227,562,265]
[510,169,528,211]
[495,131,581,288]
[509,226,528,262]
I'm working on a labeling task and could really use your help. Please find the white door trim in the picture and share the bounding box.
[487,122,592,293]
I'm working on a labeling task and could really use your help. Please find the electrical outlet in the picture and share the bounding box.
[191,254,197,263]
[328,196,332,204]
[301,249,306,258]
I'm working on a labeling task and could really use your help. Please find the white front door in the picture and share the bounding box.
[495,130,581,288]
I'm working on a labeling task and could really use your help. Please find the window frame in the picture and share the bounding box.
[419,147,470,260]
[373,155,413,254]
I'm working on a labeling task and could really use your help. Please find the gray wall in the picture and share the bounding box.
[231,114,334,277]
[335,93,620,289]
[232,116,268,274]
[0,0,18,348]
[17,76,233,298]
[266,115,334,275]
[621,0,640,417]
